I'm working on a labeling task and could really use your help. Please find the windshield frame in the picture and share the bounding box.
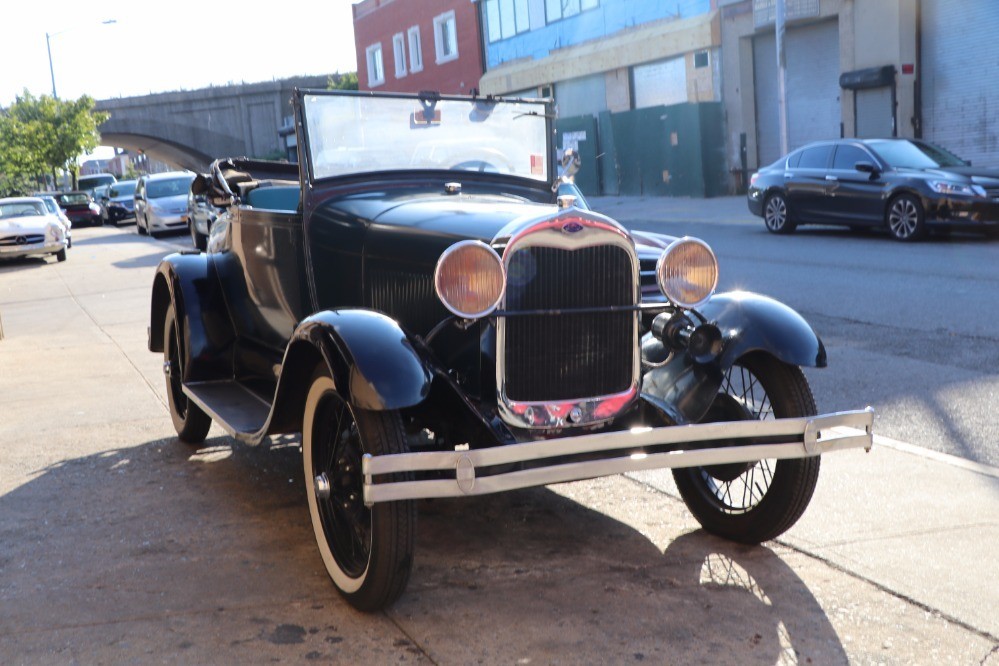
[297,89,555,190]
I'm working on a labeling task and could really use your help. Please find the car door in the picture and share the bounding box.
[787,144,835,222]
[824,144,885,225]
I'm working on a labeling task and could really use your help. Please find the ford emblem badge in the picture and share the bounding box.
[562,221,584,234]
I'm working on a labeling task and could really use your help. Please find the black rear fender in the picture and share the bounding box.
[148,253,234,382]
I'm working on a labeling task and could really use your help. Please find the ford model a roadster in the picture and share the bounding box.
[149,90,873,611]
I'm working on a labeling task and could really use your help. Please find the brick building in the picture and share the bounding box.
[352,0,484,94]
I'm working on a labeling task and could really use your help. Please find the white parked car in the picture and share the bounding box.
[0,197,68,263]
[134,172,195,237]
[33,194,73,248]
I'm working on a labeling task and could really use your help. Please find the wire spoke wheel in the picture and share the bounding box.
[303,370,415,611]
[673,354,820,543]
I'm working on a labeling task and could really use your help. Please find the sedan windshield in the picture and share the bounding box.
[146,177,193,199]
[868,140,968,169]
[0,201,46,218]
[109,181,137,197]
[303,92,550,182]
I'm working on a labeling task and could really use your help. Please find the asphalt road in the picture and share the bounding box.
[593,197,999,469]
[1,219,997,664]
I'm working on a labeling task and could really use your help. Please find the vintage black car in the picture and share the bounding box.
[748,138,999,240]
[149,90,873,611]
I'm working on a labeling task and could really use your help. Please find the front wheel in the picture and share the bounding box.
[763,192,796,235]
[303,371,416,612]
[672,354,820,544]
[887,194,926,241]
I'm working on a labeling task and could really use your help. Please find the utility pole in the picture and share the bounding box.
[46,32,57,98]
[776,0,789,155]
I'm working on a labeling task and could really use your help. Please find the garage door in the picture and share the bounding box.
[921,0,999,167]
[753,19,841,165]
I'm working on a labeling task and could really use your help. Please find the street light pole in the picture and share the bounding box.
[44,19,117,100]
[46,31,57,98]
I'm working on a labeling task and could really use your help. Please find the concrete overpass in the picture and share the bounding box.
[95,75,330,172]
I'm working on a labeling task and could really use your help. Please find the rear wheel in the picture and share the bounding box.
[137,214,147,235]
[163,304,211,443]
[303,371,415,612]
[763,192,796,234]
[887,194,926,241]
[673,354,820,544]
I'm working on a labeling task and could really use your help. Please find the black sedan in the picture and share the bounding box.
[748,138,999,241]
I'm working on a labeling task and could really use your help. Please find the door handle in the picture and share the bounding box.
[825,175,838,181]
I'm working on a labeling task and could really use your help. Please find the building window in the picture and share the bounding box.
[545,0,599,23]
[485,0,531,43]
[694,50,709,68]
[433,10,459,64]
[408,26,423,73]
[393,33,407,78]
[366,43,384,87]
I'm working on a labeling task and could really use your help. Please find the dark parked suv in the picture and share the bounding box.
[748,138,999,240]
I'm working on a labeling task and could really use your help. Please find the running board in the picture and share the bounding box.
[361,408,875,505]
[183,380,271,439]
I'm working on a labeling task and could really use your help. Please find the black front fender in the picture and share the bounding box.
[285,309,433,412]
[642,291,825,424]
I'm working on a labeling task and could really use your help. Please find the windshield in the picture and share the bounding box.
[79,175,115,190]
[303,93,551,182]
[40,198,59,214]
[0,201,47,218]
[109,181,137,197]
[146,177,194,199]
[57,193,91,206]
[868,140,968,169]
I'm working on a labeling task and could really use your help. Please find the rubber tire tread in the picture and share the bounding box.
[164,305,212,444]
[672,354,820,544]
[304,370,416,612]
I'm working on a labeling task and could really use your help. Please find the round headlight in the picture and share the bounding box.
[434,240,505,319]
[656,237,718,309]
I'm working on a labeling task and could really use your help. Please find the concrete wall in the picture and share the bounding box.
[95,76,329,171]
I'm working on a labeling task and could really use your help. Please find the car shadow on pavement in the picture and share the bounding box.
[0,434,846,664]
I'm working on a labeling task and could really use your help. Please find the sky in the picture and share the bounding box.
[1,0,358,107]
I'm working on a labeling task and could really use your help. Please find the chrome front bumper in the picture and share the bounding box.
[362,407,875,505]
[0,240,65,259]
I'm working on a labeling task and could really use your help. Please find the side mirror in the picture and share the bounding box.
[854,161,879,175]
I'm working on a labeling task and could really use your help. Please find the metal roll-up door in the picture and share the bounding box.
[921,0,999,167]
[753,19,841,165]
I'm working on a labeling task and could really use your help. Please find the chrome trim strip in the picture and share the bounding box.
[496,208,641,429]
[362,408,875,504]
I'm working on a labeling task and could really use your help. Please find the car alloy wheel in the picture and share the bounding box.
[764,193,796,235]
[887,195,925,241]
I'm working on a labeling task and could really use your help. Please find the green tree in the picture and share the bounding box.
[328,72,359,91]
[0,90,109,189]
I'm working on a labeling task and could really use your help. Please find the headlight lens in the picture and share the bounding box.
[930,180,986,197]
[434,240,505,319]
[656,237,719,309]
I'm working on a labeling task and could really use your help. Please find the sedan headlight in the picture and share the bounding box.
[656,237,719,309]
[434,240,505,318]
[930,181,986,197]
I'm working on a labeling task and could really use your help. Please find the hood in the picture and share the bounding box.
[0,216,58,235]
[899,166,999,186]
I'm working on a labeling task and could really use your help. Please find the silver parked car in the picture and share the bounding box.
[134,171,195,237]
[0,197,69,262]
[32,194,73,248]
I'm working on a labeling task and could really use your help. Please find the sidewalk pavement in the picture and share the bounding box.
[588,194,757,226]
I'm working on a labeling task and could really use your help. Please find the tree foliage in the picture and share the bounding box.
[0,90,109,188]
[328,72,359,91]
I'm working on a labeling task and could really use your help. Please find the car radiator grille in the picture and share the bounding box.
[503,245,635,402]
[0,234,45,246]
